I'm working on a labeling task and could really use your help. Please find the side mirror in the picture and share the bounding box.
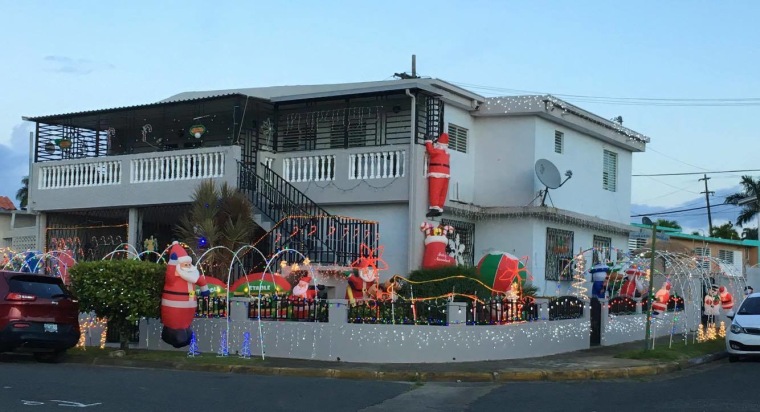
[727,314,734,320]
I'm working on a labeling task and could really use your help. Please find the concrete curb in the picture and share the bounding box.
[65,351,728,382]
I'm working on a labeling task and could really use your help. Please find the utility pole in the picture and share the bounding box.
[699,174,714,235]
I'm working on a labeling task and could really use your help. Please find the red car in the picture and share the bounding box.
[0,270,80,362]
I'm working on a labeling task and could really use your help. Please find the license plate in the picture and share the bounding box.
[44,323,58,333]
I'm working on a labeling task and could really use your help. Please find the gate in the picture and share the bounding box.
[590,297,602,346]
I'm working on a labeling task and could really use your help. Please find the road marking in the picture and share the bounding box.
[359,383,498,412]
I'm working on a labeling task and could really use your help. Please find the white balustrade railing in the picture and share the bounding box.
[38,161,122,189]
[130,151,225,183]
[349,150,406,180]
[283,155,336,182]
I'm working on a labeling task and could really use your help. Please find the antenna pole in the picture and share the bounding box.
[541,187,549,207]
[412,54,416,78]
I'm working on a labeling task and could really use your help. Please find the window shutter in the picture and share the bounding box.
[603,150,618,192]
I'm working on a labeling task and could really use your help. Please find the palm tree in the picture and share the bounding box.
[741,227,758,240]
[15,176,28,209]
[724,175,760,227]
[655,219,681,230]
[710,222,740,240]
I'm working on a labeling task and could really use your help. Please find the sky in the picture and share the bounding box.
[1,1,758,235]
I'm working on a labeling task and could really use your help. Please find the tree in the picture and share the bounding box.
[655,219,681,230]
[69,259,165,350]
[15,176,28,209]
[724,175,760,227]
[741,227,758,240]
[710,222,740,240]
[174,180,258,280]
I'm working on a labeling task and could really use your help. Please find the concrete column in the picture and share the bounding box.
[329,299,349,324]
[446,301,467,325]
[36,213,47,251]
[127,208,140,251]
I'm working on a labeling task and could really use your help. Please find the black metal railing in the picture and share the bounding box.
[247,295,328,322]
[548,296,585,320]
[467,297,539,325]
[608,296,638,315]
[196,297,228,318]
[238,161,378,265]
[347,299,448,325]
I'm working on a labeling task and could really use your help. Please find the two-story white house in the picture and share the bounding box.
[23,78,648,294]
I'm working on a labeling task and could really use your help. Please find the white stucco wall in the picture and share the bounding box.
[324,203,409,279]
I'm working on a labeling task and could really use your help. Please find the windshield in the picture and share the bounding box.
[737,297,760,315]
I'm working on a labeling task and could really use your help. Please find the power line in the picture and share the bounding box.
[630,203,735,218]
[633,169,760,177]
[450,81,760,107]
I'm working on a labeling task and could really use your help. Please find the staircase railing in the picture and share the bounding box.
[237,161,378,266]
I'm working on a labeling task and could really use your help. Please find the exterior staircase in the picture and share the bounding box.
[237,161,378,268]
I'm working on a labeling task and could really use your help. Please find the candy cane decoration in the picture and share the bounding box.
[328,226,336,237]
[274,232,282,244]
[308,225,318,236]
[291,227,299,237]
[342,227,350,239]
[354,227,360,240]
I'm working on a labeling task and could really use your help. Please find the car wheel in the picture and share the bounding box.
[33,350,65,363]
[728,354,740,363]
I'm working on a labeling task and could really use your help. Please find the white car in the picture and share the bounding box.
[726,292,760,362]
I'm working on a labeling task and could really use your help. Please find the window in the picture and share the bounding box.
[694,247,711,269]
[441,219,475,266]
[718,249,734,265]
[628,237,646,251]
[603,149,618,192]
[330,121,367,149]
[546,228,574,281]
[554,131,564,154]
[447,123,468,153]
[592,235,612,264]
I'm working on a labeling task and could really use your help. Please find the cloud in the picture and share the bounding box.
[44,55,115,75]
[0,123,32,208]
[631,186,747,234]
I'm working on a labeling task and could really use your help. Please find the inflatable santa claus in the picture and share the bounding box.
[345,258,379,306]
[424,133,450,218]
[620,267,648,298]
[420,221,456,269]
[160,241,209,348]
[651,282,671,316]
[718,286,734,316]
[291,275,317,300]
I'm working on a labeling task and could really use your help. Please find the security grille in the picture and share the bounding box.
[718,249,734,265]
[592,235,612,264]
[546,228,574,281]
[441,219,475,266]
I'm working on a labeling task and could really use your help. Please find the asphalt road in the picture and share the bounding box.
[1,355,759,412]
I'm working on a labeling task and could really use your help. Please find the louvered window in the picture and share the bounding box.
[554,131,564,154]
[447,124,468,153]
[718,249,734,265]
[695,247,711,269]
[603,149,618,192]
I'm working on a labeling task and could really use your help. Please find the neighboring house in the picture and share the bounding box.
[22,78,648,293]
[0,196,37,252]
[629,223,760,276]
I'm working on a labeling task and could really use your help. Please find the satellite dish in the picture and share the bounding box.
[535,159,562,189]
[535,159,573,206]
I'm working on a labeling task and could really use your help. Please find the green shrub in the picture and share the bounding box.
[399,265,490,302]
[69,259,165,349]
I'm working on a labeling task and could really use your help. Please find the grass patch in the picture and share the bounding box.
[67,347,261,365]
[615,338,725,362]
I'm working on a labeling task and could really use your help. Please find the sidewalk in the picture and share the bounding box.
[66,337,727,383]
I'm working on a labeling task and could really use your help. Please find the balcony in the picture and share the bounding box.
[261,145,411,205]
[30,146,241,211]
[29,145,412,212]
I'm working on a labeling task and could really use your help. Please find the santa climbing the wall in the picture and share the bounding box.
[425,132,450,218]
[160,241,210,348]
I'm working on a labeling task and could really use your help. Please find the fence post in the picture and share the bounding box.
[536,298,549,320]
[446,301,467,326]
[600,298,609,345]
[634,297,643,314]
[229,297,250,321]
[328,299,349,324]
